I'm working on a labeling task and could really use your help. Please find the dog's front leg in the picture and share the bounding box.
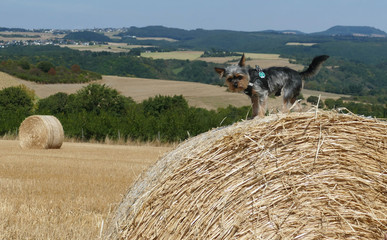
[259,96,267,117]
[251,93,259,118]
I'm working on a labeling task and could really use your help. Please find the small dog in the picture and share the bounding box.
[215,54,329,118]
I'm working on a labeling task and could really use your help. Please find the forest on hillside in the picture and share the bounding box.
[0,45,222,85]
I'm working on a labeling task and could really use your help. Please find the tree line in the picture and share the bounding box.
[306,95,387,118]
[0,84,249,142]
[1,84,385,144]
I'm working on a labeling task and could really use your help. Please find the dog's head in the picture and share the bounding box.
[215,54,250,92]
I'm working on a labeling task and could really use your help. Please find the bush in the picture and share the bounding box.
[142,95,188,117]
[48,67,56,76]
[306,96,319,105]
[307,95,324,108]
[71,64,81,73]
[37,61,54,73]
[324,98,336,109]
[0,86,34,134]
[18,59,30,70]
[66,83,134,115]
[37,92,69,114]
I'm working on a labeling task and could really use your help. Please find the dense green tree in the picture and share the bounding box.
[37,61,54,73]
[65,83,134,115]
[0,86,34,113]
[306,96,318,104]
[71,64,81,73]
[18,58,30,70]
[0,86,34,134]
[307,95,324,108]
[142,95,188,117]
[36,92,69,114]
[324,98,336,109]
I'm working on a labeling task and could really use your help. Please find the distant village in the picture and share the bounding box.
[0,28,126,48]
[0,39,99,48]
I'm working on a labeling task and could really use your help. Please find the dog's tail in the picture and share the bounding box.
[300,55,329,79]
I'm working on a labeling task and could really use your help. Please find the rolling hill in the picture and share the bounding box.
[311,25,387,37]
[63,31,111,42]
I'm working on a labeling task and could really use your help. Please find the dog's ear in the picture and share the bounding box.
[215,67,225,78]
[238,54,246,67]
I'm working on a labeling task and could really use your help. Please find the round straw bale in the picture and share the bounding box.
[19,115,64,149]
[107,110,387,239]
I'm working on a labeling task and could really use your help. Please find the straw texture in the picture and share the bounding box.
[107,110,387,239]
[19,115,64,149]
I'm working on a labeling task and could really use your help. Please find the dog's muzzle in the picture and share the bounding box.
[233,81,239,88]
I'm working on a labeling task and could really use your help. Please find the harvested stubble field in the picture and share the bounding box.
[201,53,304,71]
[141,51,303,70]
[0,140,172,239]
[0,71,22,89]
[141,51,204,60]
[60,42,146,53]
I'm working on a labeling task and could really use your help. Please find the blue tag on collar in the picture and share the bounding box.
[259,71,265,78]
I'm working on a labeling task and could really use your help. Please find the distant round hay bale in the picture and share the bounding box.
[19,115,64,149]
[106,110,387,239]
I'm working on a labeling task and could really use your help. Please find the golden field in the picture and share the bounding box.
[0,72,23,89]
[60,42,154,53]
[141,51,304,70]
[0,139,172,239]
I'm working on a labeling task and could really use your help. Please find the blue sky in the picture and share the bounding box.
[1,0,387,33]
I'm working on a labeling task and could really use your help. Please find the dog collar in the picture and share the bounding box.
[244,80,255,96]
[244,84,253,96]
